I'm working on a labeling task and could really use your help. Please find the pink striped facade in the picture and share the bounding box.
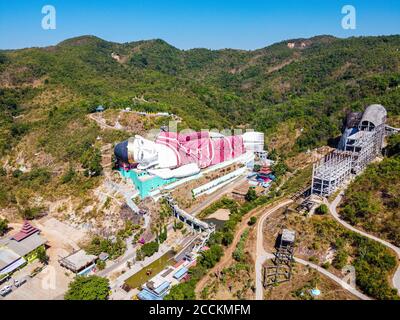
[156,131,245,169]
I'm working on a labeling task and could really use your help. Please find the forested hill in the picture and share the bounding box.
[1,34,400,160]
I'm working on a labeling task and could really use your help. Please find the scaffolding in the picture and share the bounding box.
[263,229,295,287]
[311,151,353,197]
[311,122,386,197]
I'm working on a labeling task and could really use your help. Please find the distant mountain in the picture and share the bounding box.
[0,34,399,211]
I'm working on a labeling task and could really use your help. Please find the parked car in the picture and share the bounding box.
[0,285,12,296]
[14,278,27,287]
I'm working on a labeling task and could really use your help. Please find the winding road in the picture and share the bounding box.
[255,200,293,300]
[325,192,400,294]
[195,198,290,296]
[255,199,371,300]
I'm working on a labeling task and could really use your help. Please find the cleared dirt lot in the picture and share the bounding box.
[4,217,87,300]
[264,263,358,300]
[5,263,72,300]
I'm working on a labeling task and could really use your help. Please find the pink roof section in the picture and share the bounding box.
[11,221,40,242]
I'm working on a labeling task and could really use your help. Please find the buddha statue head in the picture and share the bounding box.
[115,135,159,169]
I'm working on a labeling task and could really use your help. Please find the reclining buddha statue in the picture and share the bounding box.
[114,131,258,179]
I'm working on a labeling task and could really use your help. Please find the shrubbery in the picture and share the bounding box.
[233,229,249,262]
[315,204,328,215]
[136,241,159,260]
[340,156,400,246]
[85,236,126,260]
[64,275,110,300]
[0,217,8,236]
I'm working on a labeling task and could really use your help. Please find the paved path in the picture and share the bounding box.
[195,199,288,295]
[293,257,371,300]
[111,243,172,288]
[255,199,370,300]
[326,193,400,294]
[97,244,139,278]
[255,199,293,300]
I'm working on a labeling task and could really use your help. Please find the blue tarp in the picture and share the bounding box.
[173,267,188,280]
[154,281,171,295]
[138,289,163,301]
[77,263,95,276]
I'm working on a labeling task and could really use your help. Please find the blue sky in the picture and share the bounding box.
[0,0,399,50]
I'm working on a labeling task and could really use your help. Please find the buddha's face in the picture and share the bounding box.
[130,135,158,168]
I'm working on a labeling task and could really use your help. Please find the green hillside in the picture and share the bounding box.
[0,34,400,214]
[340,135,400,246]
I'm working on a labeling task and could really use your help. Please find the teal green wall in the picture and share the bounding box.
[119,169,176,198]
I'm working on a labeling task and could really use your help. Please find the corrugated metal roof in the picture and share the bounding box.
[138,289,163,300]
[0,255,26,275]
[5,233,46,257]
[153,281,170,295]
[173,267,188,280]
[281,229,295,243]
[60,250,97,270]
[0,248,22,271]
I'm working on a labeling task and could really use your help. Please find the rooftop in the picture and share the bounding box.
[11,221,40,242]
[0,247,21,271]
[173,267,188,280]
[59,250,97,271]
[281,229,296,243]
[3,233,47,257]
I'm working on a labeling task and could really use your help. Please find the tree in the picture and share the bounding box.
[386,134,400,157]
[96,260,106,270]
[164,280,196,300]
[245,187,257,202]
[158,225,168,243]
[138,241,159,257]
[248,216,257,226]
[0,217,8,236]
[199,244,223,269]
[64,276,110,300]
[19,207,42,220]
[272,161,288,177]
[36,246,49,264]
[222,231,234,246]
[80,147,102,177]
[315,204,328,215]
[268,149,278,161]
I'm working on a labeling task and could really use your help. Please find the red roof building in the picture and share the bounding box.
[11,221,40,242]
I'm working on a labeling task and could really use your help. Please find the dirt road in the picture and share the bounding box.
[254,197,371,300]
[326,193,400,294]
[194,198,289,297]
[255,199,293,300]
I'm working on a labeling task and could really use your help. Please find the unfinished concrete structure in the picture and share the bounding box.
[312,104,387,197]
[163,194,216,234]
[263,229,295,287]
[311,151,353,197]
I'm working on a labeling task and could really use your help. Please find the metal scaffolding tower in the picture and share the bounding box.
[311,120,387,197]
[263,229,295,287]
[311,151,353,197]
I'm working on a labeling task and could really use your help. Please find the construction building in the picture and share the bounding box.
[263,229,295,287]
[311,104,388,197]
